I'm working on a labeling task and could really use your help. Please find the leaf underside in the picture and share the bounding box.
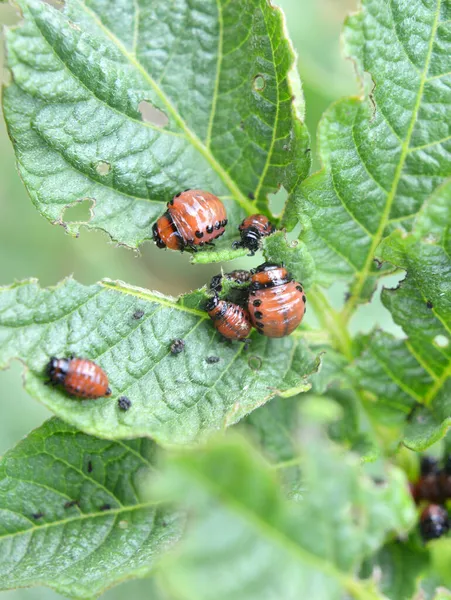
[297,0,451,308]
[0,278,320,446]
[0,418,183,599]
[3,0,310,250]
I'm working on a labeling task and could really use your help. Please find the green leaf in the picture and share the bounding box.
[0,417,183,599]
[327,388,379,461]
[352,183,451,451]
[296,0,451,314]
[360,541,429,600]
[0,278,320,446]
[428,538,451,591]
[3,0,310,249]
[156,432,415,600]
[262,230,316,291]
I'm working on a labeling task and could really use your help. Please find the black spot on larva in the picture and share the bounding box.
[427,300,433,309]
[100,504,111,511]
[175,191,182,198]
[254,311,263,320]
[168,198,174,205]
[253,299,262,307]
[302,295,306,303]
[195,230,204,239]
[32,512,44,520]
[256,322,264,328]
[248,192,255,200]
[215,221,221,230]
[64,499,80,509]
[133,309,144,320]
[170,339,185,354]
[206,225,214,234]
[87,461,93,473]
[222,219,228,226]
[206,356,220,364]
[118,396,132,411]
[296,285,303,292]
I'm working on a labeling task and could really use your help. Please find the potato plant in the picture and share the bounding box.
[0,0,450,598]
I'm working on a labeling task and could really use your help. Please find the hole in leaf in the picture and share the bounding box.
[248,355,262,371]
[253,75,265,92]
[95,161,111,176]
[42,0,65,9]
[138,100,169,127]
[423,233,438,244]
[2,68,11,86]
[63,199,93,223]
[268,185,288,217]
[0,3,21,27]
[349,272,405,336]
[434,335,449,348]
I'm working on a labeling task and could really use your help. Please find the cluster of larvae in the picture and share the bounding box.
[43,190,306,402]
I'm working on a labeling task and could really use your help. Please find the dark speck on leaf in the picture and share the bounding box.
[87,461,93,473]
[305,147,311,154]
[32,512,44,519]
[118,396,132,411]
[373,258,383,270]
[100,504,111,511]
[133,309,144,320]
[206,356,220,364]
[371,477,387,487]
[64,500,80,509]
[170,339,185,354]
[426,300,433,309]
[248,192,255,200]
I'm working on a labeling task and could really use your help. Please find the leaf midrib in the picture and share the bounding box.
[73,0,256,215]
[179,460,380,600]
[0,501,161,543]
[341,0,442,324]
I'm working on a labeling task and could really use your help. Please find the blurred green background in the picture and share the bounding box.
[0,1,400,598]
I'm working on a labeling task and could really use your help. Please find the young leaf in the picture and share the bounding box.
[3,0,310,249]
[0,278,320,446]
[296,0,451,313]
[0,418,183,599]
[156,432,415,600]
[352,183,451,451]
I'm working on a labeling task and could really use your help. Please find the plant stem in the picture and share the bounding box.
[309,286,353,361]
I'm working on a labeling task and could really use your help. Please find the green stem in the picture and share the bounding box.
[309,286,353,361]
